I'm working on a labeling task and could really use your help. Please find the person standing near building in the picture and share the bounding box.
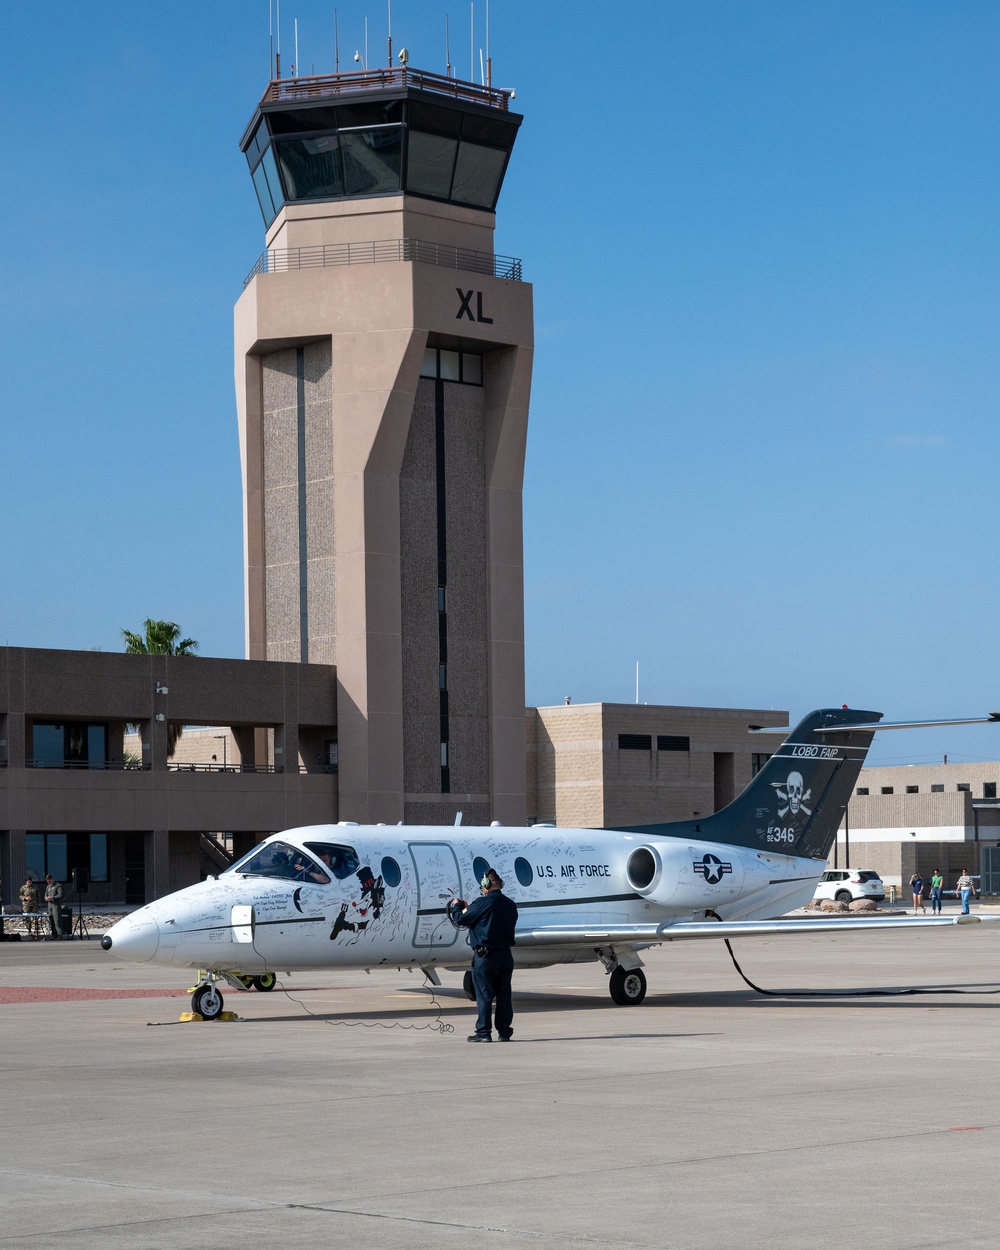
[19,876,40,938]
[909,871,925,915]
[451,869,519,1043]
[44,873,64,940]
[929,868,944,915]
[956,869,977,916]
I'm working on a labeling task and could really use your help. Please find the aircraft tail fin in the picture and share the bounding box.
[613,707,881,860]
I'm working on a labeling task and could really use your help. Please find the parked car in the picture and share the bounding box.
[813,869,885,904]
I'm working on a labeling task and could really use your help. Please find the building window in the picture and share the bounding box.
[25,833,109,884]
[881,787,894,795]
[906,785,919,794]
[856,787,869,796]
[957,783,971,792]
[985,782,997,799]
[751,753,771,777]
[618,734,652,751]
[420,347,484,385]
[439,665,447,690]
[931,784,944,793]
[657,735,690,752]
[31,722,108,769]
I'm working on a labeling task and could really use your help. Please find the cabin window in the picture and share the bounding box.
[380,856,401,887]
[303,842,361,880]
[514,857,533,887]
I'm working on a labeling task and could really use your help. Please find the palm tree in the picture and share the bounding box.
[120,620,199,656]
[121,620,199,757]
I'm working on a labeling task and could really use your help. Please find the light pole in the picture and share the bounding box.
[213,734,227,771]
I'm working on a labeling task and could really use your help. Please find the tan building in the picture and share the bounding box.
[0,647,337,906]
[526,702,788,829]
[235,68,532,828]
[835,761,1000,888]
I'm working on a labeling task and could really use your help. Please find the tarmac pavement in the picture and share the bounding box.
[2,917,1000,1249]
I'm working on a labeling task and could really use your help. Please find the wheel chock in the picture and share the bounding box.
[178,1010,241,1023]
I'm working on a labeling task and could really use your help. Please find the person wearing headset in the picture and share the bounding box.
[450,868,519,1043]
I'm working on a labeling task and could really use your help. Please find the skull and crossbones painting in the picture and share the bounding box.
[771,771,812,819]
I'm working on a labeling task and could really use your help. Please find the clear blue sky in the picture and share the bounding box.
[2,2,997,766]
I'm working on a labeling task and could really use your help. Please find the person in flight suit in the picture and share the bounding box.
[452,868,519,1043]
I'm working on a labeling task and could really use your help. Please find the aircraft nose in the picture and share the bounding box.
[103,912,160,962]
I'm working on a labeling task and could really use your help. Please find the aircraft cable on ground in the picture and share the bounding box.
[274,973,455,1033]
[723,938,1000,999]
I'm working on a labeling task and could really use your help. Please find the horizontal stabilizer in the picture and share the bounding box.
[752,714,1000,735]
[515,914,990,948]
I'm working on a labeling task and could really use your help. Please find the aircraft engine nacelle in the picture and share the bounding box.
[625,841,755,908]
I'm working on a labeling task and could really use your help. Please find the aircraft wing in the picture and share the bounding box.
[514,914,990,947]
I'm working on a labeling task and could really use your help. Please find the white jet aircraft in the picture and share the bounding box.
[102,707,999,1018]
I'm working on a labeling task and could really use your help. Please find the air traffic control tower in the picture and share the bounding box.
[235,67,533,826]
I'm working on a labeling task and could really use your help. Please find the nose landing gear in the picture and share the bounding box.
[191,981,225,1020]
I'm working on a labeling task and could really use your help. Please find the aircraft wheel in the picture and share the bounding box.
[252,973,276,992]
[463,970,476,1001]
[192,983,224,1020]
[609,966,646,1006]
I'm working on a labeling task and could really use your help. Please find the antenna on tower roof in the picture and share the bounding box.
[275,0,282,78]
[334,8,339,73]
[470,2,474,83]
[445,13,451,77]
[387,0,392,68]
[269,0,274,79]
[486,0,491,88]
[294,16,299,78]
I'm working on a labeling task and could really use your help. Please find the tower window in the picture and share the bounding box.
[881,787,894,795]
[985,782,997,799]
[420,348,484,385]
[931,784,944,793]
[856,787,869,796]
[957,783,971,792]
[906,785,919,794]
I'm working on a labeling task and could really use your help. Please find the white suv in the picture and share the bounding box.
[813,869,885,904]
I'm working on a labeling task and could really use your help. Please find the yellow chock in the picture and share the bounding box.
[178,1009,241,1023]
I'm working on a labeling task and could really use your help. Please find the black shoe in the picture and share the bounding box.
[467,1034,492,1043]
[497,1035,513,1042]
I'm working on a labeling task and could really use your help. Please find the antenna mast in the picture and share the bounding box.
[335,8,339,73]
[387,0,392,67]
[269,0,274,78]
[486,0,491,88]
[276,0,282,78]
[445,13,451,77]
[294,16,299,77]
[470,2,474,82]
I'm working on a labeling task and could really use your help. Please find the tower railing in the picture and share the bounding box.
[243,238,523,288]
[261,67,512,111]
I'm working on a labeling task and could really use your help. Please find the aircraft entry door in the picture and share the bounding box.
[408,842,462,950]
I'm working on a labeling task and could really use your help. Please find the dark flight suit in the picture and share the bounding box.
[457,889,519,1039]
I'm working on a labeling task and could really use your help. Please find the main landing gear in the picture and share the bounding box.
[596,946,648,1006]
[609,966,647,1006]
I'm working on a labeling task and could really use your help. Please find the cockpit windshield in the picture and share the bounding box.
[225,839,361,884]
[227,840,330,883]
